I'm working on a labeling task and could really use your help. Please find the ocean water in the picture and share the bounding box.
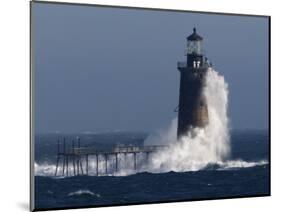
[34,130,270,210]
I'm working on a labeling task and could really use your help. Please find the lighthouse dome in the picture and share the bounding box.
[187,28,203,41]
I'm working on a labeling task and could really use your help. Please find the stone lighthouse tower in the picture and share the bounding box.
[176,28,209,138]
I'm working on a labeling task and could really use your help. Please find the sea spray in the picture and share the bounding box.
[144,67,230,172]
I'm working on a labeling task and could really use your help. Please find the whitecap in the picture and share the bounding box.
[68,190,101,198]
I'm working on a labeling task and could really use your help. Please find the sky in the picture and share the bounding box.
[33,2,269,133]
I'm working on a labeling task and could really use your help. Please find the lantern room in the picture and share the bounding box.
[186,27,203,55]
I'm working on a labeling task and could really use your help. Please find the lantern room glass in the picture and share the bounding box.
[186,40,203,55]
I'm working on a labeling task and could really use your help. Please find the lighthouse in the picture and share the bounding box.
[176,28,209,138]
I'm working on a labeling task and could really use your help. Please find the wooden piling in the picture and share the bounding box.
[62,138,66,175]
[105,154,108,174]
[115,153,118,172]
[96,154,99,176]
[134,152,137,170]
[77,138,80,175]
[79,156,84,175]
[77,157,80,175]
[72,140,76,176]
[86,154,89,175]
[124,153,127,167]
[66,155,69,177]
[54,139,60,176]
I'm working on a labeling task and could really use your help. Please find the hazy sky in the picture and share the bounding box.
[33,3,269,133]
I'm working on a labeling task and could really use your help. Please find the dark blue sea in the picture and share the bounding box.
[34,130,270,210]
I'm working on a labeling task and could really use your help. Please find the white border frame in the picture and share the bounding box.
[0,0,280,212]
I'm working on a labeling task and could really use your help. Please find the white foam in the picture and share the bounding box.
[68,189,101,197]
[216,159,268,170]
[34,162,57,176]
[35,162,80,177]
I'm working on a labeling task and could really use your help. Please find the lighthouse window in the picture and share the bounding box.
[193,61,200,68]
[193,61,196,68]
